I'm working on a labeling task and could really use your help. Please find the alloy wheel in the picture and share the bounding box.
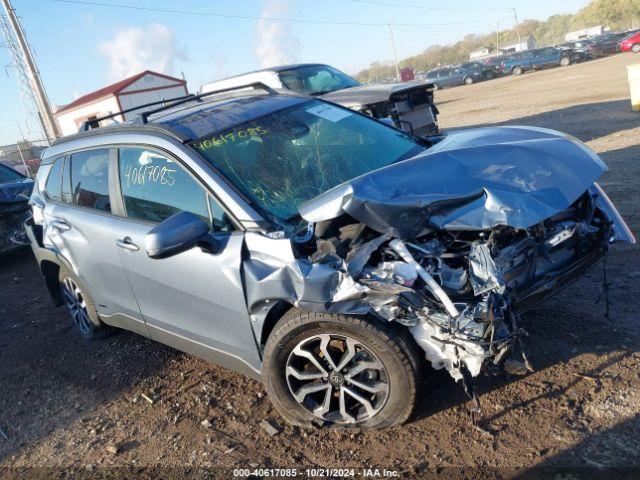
[61,277,93,335]
[285,334,390,424]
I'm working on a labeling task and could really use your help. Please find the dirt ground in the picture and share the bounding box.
[1,53,639,479]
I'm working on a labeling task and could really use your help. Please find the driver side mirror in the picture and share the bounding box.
[145,211,220,259]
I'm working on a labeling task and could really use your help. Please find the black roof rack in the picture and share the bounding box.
[135,82,277,124]
[77,82,277,133]
[78,93,196,132]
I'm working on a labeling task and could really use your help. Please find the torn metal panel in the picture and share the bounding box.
[469,242,505,296]
[299,126,608,237]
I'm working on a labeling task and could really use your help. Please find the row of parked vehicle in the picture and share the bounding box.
[423,29,640,89]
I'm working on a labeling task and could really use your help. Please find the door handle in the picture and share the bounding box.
[116,237,139,252]
[51,219,71,232]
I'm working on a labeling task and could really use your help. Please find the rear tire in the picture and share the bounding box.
[633,44,640,53]
[262,309,421,429]
[58,267,116,340]
[464,76,474,85]
[512,66,523,76]
[560,56,571,66]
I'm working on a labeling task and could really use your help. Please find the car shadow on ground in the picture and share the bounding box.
[447,99,640,143]
[515,414,640,477]
[0,249,179,462]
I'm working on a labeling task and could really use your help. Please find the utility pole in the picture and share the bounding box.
[496,21,500,57]
[512,7,522,46]
[387,21,401,81]
[1,0,59,142]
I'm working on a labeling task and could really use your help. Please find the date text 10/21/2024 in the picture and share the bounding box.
[232,468,401,478]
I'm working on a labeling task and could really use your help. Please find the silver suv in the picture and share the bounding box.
[27,85,634,429]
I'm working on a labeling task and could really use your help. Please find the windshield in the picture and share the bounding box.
[0,164,25,183]
[278,65,361,95]
[191,100,424,221]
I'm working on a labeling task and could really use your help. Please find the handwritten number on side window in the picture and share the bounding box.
[124,163,176,188]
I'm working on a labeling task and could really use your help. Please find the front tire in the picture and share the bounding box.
[59,268,116,340]
[262,309,421,429]
[464,76,474,85]
[512,66,523,76]
[633,44,640,53]
[560,56,571,66]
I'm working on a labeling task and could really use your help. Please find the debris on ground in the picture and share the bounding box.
[260,420,282,437]
[200,419,213,429]
[105,444,120,455]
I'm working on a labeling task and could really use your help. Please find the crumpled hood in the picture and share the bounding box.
[320,81,432,108]
[299,126,607,238]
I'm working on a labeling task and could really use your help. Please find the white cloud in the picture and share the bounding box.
[255,0,301,68]
[99,24,187,80]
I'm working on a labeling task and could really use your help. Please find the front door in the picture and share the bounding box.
[109,146,260,375]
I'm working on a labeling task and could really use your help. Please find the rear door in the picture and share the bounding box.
[40,150,145,334]
[539,48,558,66]
[451,68,465,86]
[437,68,452,87]
[108,145,260,375]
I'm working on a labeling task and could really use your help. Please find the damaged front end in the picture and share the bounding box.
[245,127,634,387]
[0,177,34,255]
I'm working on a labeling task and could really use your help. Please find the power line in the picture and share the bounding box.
[2,0,59,142]
[350,0,512,12]
[51,0,510,27]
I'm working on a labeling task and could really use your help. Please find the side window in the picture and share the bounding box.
[44,156,63,202]
[118,147,233,231]
[70,149,111,212]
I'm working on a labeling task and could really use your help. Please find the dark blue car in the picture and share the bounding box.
[0,163,34,254]
[501,47,574,76]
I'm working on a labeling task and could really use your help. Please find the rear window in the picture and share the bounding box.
[278,65,360,95]
[70,149,110,212]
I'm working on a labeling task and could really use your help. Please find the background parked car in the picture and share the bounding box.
[425,65,483,89]
[501,47,575,75]
[588,32,629,56]
[201,63,439,136]
[460,61,498,80]
[0,163,33,255]
[558,39,597,57]
[480,55,505,76]
[619,30,640,52]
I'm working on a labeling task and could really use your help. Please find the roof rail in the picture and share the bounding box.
[78,93,196,132]
[136,82,277,124]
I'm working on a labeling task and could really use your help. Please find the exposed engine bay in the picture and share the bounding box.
[300,188,616,379]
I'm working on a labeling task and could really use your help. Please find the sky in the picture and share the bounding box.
[0,0,590,144]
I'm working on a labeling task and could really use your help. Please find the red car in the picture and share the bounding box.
[619,30,640,52]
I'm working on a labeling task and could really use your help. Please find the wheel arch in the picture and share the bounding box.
[258,304,424,366]
[258,300,294,354]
